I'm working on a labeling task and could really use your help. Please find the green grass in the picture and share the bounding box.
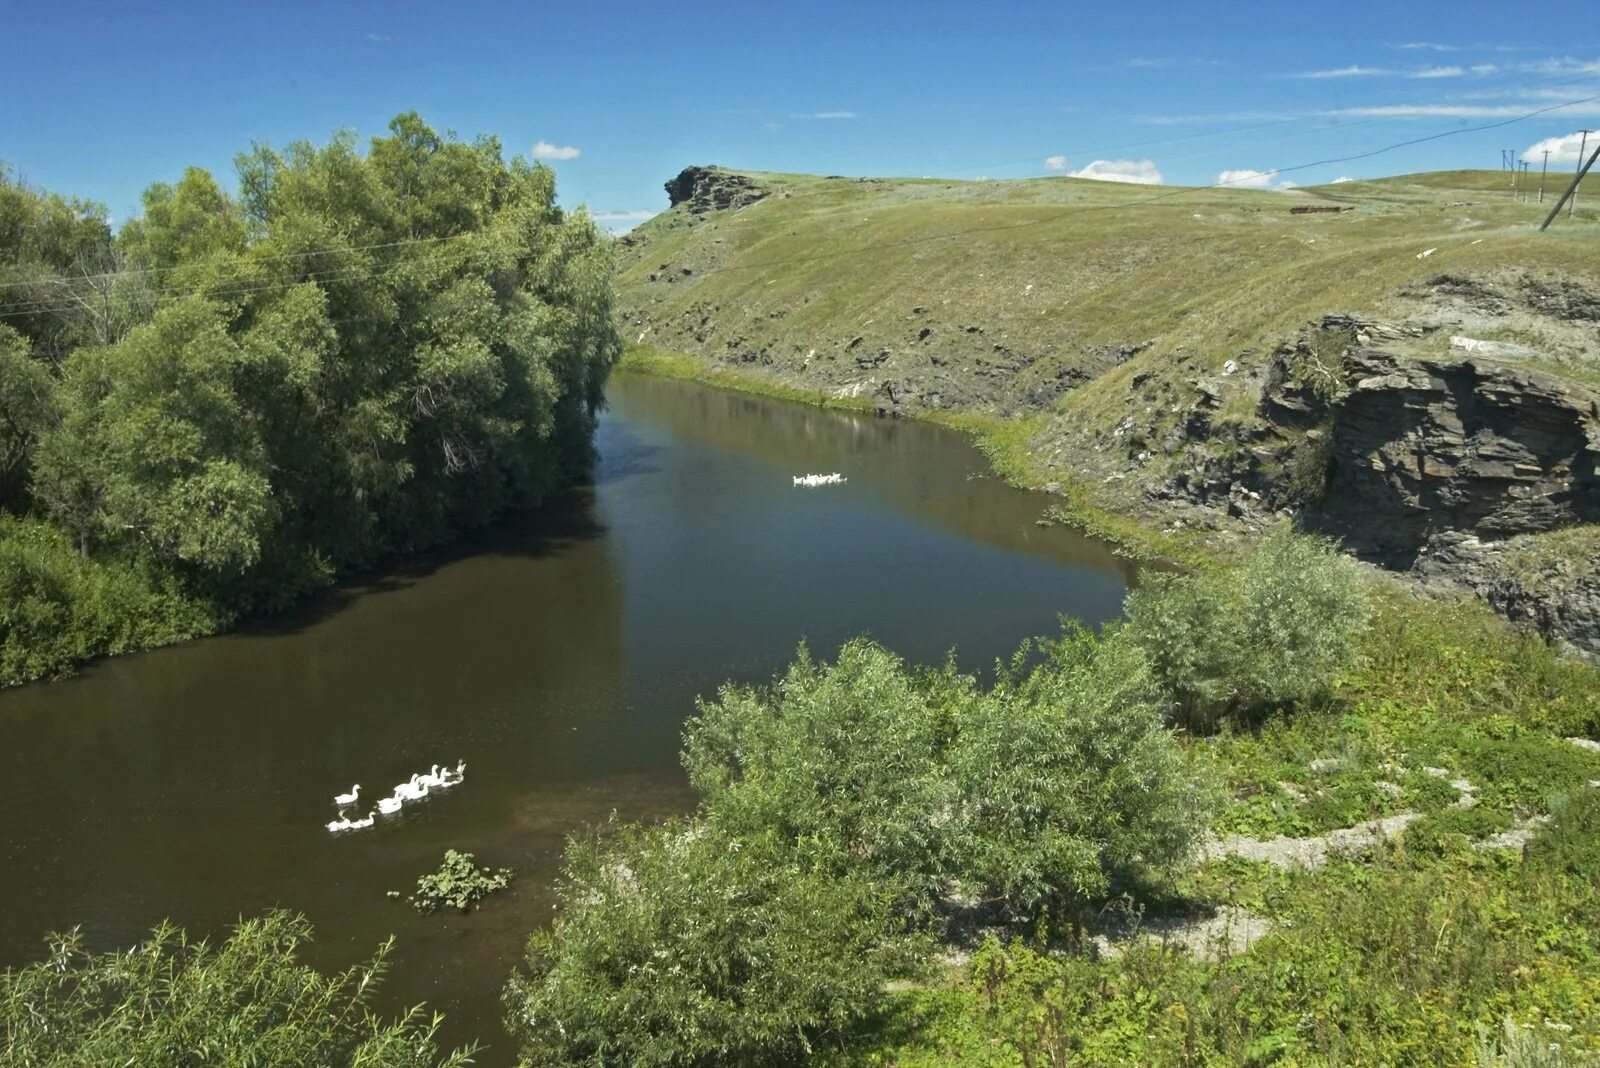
[823,586,1600,1067]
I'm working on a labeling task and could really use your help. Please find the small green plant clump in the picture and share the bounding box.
[409,849,513,914]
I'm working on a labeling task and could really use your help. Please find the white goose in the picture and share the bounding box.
[436,760,466,787]
[392,774,424,801]
[333,784,361,807]
[325,815,353,833]
[377,795,403,815]
[348,811,376,830]
[419,764,444,789]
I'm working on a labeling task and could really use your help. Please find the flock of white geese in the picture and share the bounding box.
[325,761,465,832]
[793,472,847,487]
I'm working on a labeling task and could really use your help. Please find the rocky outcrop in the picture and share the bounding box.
[1240,314,1600,650]
[664,167,768,215]
[1486,560,1600,658]
[1304,346,1600,567]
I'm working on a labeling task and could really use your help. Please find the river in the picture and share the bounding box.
[0,371,1134,1060]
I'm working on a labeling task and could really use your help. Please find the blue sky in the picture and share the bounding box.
[3,1,1598,230]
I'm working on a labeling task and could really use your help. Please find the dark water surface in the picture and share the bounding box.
[0,372,1133,1060]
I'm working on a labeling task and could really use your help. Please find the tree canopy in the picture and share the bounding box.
[0,113,620,683]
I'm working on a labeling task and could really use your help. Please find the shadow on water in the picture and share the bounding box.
[0,370,1136,1063]
[237,488,610,638]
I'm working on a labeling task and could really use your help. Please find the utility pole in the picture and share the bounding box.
[1573,131,1593,217]
[1523,161,1532,201]
[1540,150,1550,202]
[1540,141,1600,231]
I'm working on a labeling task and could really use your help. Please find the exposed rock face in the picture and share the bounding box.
[1486,559,1600,658]
[1306,348,1600,566]
[664,167,767,215]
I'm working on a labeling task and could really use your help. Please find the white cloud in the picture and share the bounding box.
[365,32,393,42]
[1523,131,1600,165]
[592,209,659,233]
[1278,180,1299,189]
[532,141,581,160]
[1411,65,1465,78]
[765,121,783,130]
[1331,176,1356,184]
[1470,63,1499,75]
[1297,65,1393,78]
[1068,159,1163,184]
[809,111,856,119]
[1216,168,1279,188]
[1044,155,1069,170]
[1519,57,1600,76]
[1328,101,1600,118]
[1393,41,1457,52]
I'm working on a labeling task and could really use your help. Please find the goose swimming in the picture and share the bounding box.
[333,784,361,806]
[348,811,375,829]
[377,795,403,815]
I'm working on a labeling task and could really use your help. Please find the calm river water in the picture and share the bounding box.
[0,371,1133,1060]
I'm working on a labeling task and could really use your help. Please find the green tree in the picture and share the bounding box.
[0,326,56,512]
[34,298,274,575]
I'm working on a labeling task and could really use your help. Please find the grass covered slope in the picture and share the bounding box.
[617,166,1599,494]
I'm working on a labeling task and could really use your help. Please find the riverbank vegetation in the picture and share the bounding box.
[0,912,474,1066]
[3,523,1596,1063]
[500,529,1600,1066]
[0,114,619,686]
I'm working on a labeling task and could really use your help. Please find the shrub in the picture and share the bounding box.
[683,638,964,896]
[1126,527,1369,725]
[0,515,218,685]
[503,820,926,1068]
[1526,788,1600,880]
[947,625,1215,919]
[0,911,473,1066]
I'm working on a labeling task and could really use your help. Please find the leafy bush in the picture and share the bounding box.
[1477,1017,1598,1068]
[0,911,473,1067]
[1526,788,1600,880]
[408,849,512,913]
[684,638,964,896]
[504,820,925,1068]
[947,625,1214,919]
[1125,527,1369,725]
[0,515,218,685]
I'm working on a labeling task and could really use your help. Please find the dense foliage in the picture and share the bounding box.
[949,624,1213,919]
[0,912,473,1067]
[511,621,1213,1063]
[508,535,1600,1066]
[1125,526,1369,725]
[504,821,925,1067]
[0,115,619,684]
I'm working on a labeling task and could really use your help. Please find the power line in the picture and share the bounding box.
[0,230,483,293]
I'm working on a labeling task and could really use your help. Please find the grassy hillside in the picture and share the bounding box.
[621,169,1592,434]
[617,166,1600,562]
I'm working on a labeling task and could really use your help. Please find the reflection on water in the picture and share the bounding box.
[0,371,1133,1061]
